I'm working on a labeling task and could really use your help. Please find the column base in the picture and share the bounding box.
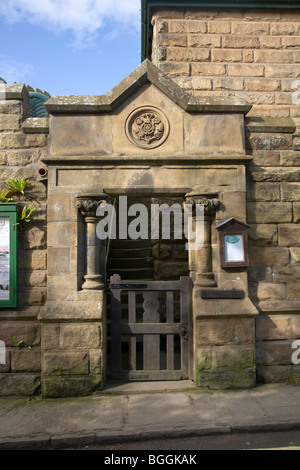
[194,367,256,390]
[82,274,104,290]
[194,273,216,287]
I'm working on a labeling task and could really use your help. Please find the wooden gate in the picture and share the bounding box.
[109,274,193,381]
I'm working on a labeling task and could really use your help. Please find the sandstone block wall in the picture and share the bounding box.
[151,7,300,384]
[0,85,48,395]
[151,8,300,130]
[246,127,300,382]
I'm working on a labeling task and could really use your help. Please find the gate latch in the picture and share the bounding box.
[178,327,189,340]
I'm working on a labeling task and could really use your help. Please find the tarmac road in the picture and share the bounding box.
[69,429,300,451]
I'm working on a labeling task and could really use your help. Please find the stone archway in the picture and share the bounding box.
[39,59,258,397]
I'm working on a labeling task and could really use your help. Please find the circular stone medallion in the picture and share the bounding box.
[125,106,170,149]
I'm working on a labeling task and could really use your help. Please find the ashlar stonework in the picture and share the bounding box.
[0,42,299,395]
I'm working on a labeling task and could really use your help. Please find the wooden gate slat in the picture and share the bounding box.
[128,291,136,370]
[166,291,174,370]
[109,275,192,380]
[143,292,160,370]
[110,288,122,373]
[121,323,182,335]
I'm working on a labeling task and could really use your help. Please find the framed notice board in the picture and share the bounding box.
[0,203,18,308]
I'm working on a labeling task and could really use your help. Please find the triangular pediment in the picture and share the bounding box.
[45,59,251,115]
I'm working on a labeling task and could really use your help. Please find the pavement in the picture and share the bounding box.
[0,381,299,450]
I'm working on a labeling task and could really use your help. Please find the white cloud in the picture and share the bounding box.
[0,54,34,84]
[0,0,141,47]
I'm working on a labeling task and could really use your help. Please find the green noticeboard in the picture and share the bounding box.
[0,203,18,308]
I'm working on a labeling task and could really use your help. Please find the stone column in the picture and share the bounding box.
[76,195,110,290]
[184,189,220,287]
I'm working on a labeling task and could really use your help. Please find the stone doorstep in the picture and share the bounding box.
[102,380,197,395]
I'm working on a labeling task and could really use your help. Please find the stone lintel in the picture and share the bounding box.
[195,297,259,318]
[38,300,104,323]
[22,117,49,134]
[245,117,296,134]
[41,154,253,165]
[257,301,300,313]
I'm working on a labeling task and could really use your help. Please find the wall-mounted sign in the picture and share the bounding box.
[216,217,251,268]
[0,203,18,308]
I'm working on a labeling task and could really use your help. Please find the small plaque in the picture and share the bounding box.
[201,289,244,299]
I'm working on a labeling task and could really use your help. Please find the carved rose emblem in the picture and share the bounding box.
[125,107,169,149]
[132,113,164,145]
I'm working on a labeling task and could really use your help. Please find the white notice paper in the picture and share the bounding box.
[224,234,244,262]
[0,217,10,299]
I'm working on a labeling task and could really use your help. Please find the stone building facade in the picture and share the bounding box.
[0,1,300,397]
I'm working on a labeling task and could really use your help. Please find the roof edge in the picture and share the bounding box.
[45,59,251,115]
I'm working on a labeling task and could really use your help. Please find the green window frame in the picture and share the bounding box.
[0,203,18,308]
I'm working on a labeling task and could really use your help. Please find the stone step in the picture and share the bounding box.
[110,247,153,258]
[108,257,153,269]
[109,239,153,249]
[107,268,154,280]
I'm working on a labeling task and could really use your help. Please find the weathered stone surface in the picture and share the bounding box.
[49,115,112,156]
[249,247,290,266]
[256,314,293,341]
[212,344,254,370]
[19,287,47,306]
[194,346,212,371]
[0,373,40,396]
[256,365,294,383]
[256,340,293,365]
[0,114,21,131]
[249,224,277,246]
[42,375,102,398]
[22,117,49,134]
[6,149,32,166]
[247,182,280,201]
[21,227,46,250]
[154,261,188,279]
[89,349,103,374]
[18,250,47,271]
[278,224,300,247]
[0,321,40,346]
[257,282,286,301]
[38,300,104,323]
[195,318,254,346]
[290,247,300,263]
[19,270,47,287]
[43,351,89,375]
[47,247,70,275]
[60,324,101,349]
[184,113,245,155]
[245,167,300,183]
[273,264,300,283]
[0,100,22,115]
[248,266,273,283]
[281,182,300,201]
[294,202,300,223]
[195,368,256,389]
[48,194,70,222]
[11,348,41,372]
[287,283,300,301]
[42,324,60,350]
[280,150,300,166]
[246,133,293,151]
[47,221,77,248]
[247,202,292,223]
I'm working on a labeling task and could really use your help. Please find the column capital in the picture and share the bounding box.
[76,193,111,218]
[184,190,221,216]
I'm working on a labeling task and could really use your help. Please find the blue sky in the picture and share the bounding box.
[0,0,141,96]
